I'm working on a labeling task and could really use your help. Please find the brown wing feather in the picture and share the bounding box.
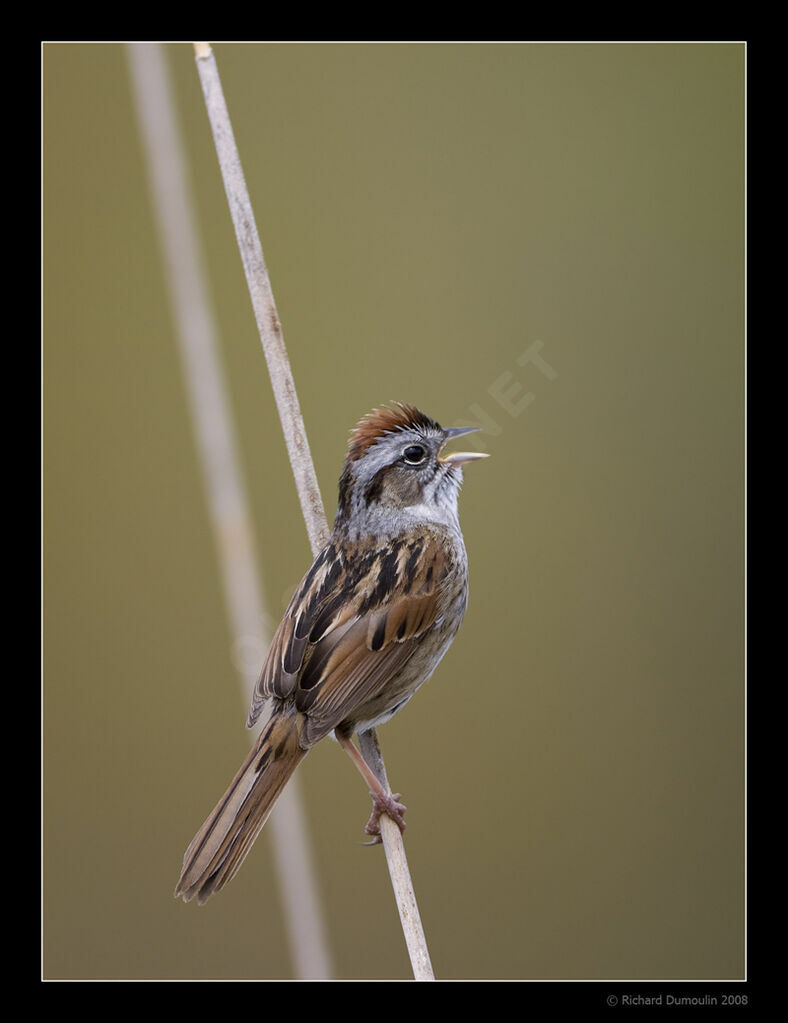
[246,533,449,744]
[246,543,348,725]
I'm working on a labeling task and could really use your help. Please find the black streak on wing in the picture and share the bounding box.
[402,539,423,594]
[370,616,388,652]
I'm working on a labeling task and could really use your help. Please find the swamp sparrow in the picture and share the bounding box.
[175,402,487,904]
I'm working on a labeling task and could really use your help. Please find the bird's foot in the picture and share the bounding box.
[363,792,407,845]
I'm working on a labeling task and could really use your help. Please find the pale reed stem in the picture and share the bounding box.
[126,42,332,980]
[192,42,434,980]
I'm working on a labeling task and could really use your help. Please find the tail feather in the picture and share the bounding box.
[175,709,307,905]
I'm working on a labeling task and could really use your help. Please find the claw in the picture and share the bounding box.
[363,791,407,840]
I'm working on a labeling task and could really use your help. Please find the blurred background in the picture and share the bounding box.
[43,42,744,981]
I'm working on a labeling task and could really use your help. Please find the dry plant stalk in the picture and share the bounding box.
[193,41,434,980]
[127,42,332,980]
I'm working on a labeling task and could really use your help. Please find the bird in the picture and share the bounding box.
[175,402,487,904]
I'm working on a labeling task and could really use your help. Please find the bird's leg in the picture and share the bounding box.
[335,732,407,842]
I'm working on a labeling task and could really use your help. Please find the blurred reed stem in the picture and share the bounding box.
[126,42,332,980]
[192,42,434,980]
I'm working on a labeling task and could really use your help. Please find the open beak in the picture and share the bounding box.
[439,426,490,466]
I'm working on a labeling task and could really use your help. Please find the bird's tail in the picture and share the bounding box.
[174,706,307,905]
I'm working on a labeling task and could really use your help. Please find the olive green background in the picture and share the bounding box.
[43,43,745,980]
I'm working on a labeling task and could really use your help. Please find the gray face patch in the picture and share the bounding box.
[338,426,464,539]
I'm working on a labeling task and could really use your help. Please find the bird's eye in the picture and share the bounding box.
[402,444,427,465]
